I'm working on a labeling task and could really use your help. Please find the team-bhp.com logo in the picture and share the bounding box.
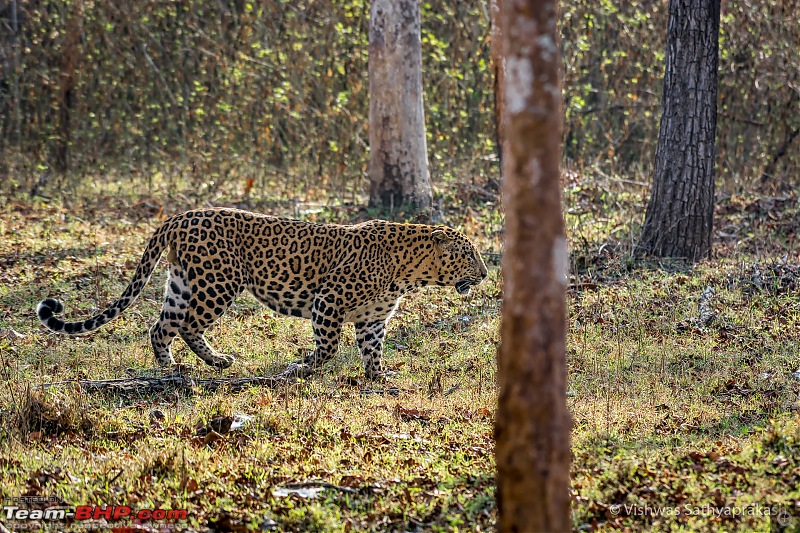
[4,504,187,521]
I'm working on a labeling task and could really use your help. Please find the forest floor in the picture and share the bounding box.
[0,175,799,532]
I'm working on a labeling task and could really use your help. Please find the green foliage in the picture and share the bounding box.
[0,0,797,197]
[0,0,494,199]
[560,0,800,188]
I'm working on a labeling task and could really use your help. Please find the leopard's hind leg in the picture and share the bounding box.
[179,273,243,369]
[150,261,189,366]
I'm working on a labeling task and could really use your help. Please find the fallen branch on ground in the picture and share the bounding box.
[38,362,317,394]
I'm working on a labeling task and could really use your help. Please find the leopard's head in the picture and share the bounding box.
[430,227,488,295]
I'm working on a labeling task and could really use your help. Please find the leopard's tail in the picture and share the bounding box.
[37,220,173,335]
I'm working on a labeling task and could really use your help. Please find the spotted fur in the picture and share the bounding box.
[37,208,488,378]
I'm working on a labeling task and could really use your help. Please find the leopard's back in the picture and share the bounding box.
[38,207,487,374]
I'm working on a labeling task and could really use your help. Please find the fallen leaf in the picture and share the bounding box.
[394,404,431,423]
[149,410,165,429]
[195,416,233,437]
[773,455,789,467]
[339,474,364,487]
[208,510,249,532]
[181,477,199,492]
[255,395,272,407]
[0,328,25,341]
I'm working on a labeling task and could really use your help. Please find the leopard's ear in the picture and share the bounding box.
[432,229,452,246]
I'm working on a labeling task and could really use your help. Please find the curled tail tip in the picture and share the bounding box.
[38,298,68,333]
[38,298,64,320]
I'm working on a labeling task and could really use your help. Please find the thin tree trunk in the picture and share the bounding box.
[496,0,570,531]
[56,0,84,174]
[368,0,432,214]
[760,90,800,185]
[637,0,720,262]
[490,0,505,173]
[12,0,21,149]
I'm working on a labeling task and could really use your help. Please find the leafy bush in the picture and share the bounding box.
[0,0,796,197]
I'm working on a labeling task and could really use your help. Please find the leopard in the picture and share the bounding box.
[37,208,488,379]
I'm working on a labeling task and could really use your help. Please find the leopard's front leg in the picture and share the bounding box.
[301,290,343,371]
[355,319,392,380]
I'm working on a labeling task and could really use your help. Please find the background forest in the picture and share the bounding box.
[1,0,798,200]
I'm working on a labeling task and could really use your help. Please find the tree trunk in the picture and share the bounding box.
[490,0,505,173]
[637,0,720,262]
[496,0,571,531]
[760,90,800,186]
[10,0,22,149]
[368,0,432,214]
[56,0,84,174]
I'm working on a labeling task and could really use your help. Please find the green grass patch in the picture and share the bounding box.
[1,183,800,531]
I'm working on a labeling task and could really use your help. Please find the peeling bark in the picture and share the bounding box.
[638,0,720,262]
[368,0,432,213]
[496,0,571,531]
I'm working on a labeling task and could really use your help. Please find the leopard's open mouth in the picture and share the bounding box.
[455,280,474,295]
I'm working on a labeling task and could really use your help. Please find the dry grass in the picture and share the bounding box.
[0,191,500,532]
[1,179,800,531]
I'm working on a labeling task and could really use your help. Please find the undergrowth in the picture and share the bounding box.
[0,175,799,531]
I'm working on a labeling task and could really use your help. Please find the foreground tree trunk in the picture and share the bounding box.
[368,0,432,213]
[496,0,570,531]
[637,0,720,262]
